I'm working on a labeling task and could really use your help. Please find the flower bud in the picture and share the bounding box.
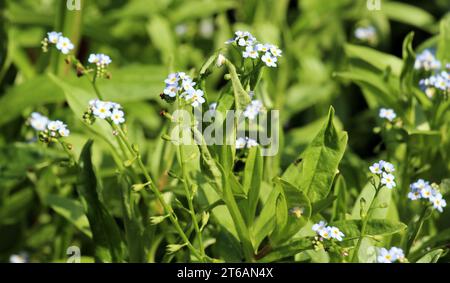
[166,243,187,254]
[216,54,226,67]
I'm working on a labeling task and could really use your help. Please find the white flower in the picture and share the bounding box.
[381,172,396,189]
[216,54,226,67]
[88,54,100,64]
[312,221,327,232]
[92,101,112,119]
[329,226,345,241]
[58,126,70,137]
[246,138,258,148]
[318,227,332,240]
[414,49,441,71]
[243,100,263,120]
[47,120,64,132]
[354,26,376,43]
[256,43,270,53]
[164,73,179,85]
[9,253,28,263]
[369,162,383,175]
[99,54,112,66]
[379,108,396,122]
[420,186,434,199]
[181,78,196,94]
[411,179,428,190]
[408,188,422,200]
[55,36,74,54]
[430,193,447,213]
[29,112,49,131]
[47,31,62,44]
[261,52,277,67]
[243,45,259,59]
[382,161,395,173]
[269,45,282,57]
[389,247,405,262]
[111,109,125,125]
[377,248,394,263]
[236,137,247,149]
[185,89,206,107]
[163,84,179,98]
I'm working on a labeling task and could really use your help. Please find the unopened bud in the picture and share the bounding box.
[216,54,226,67]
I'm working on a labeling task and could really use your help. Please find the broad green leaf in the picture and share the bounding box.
[45,194,92,238]
[282,107,347,202]
[437,15,450,63]
[257,238,312,263]
[270,179,311,245]
[344,44,402,76]
[416,249,443,263]
[251,187,279,251]
[383,2,436,33]
[77,140,126,262]
[224,59,251,110]
[399,32,415,95]
[243,146,263,224]
[351,183,392,220]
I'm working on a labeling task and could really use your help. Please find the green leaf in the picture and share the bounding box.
[282,107,347,202]
[77,140,125,262]
[437,15,450,63]
[251,186,279,251]
[270,179,311,245]
[416,249,443,263]
[332,219,407,238]
[147,16,176,64]
[45,194,92,238]
[257,238,312,263]
[243,146,263,224]
[344,44,403,76]
[168,0,236,24]
[383,2,436,33]
[400,32,416,95]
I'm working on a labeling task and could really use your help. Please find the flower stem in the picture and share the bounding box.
[405,205,430,256]
[112,124,204,261]
[351,182,382,263]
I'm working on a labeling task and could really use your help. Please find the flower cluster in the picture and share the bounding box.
[162,72,205,107]
[29,112,70,142]
[86,99,126,125]
[414,49,441,71]
[408,179,447,212]
[225,31,282,68]
[369,160,396,189]
[419,70,449,98]
[41,31,74,54]
[378,108,396,122]
[354,26,377,45]
[243,100,264,120]
[235,137,258,149]
[377,247,405,263]
[312,221,345,242]
[88,53,112,78]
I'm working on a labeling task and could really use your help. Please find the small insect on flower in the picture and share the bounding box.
[381,172,396,189]
[56,36,74,54]
[379,108,396,122]
[29,112,49,131]
[261,52,277,67]
[289,207,304,218]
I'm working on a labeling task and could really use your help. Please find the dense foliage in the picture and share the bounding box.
[0,0,449,263]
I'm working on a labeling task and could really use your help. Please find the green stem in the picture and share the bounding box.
[351,182,382,263]
[90,75,104,100]
[405,205,430,256]
[112,124,203,261]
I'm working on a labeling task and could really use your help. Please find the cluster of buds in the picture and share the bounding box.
[28,112,70,144]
